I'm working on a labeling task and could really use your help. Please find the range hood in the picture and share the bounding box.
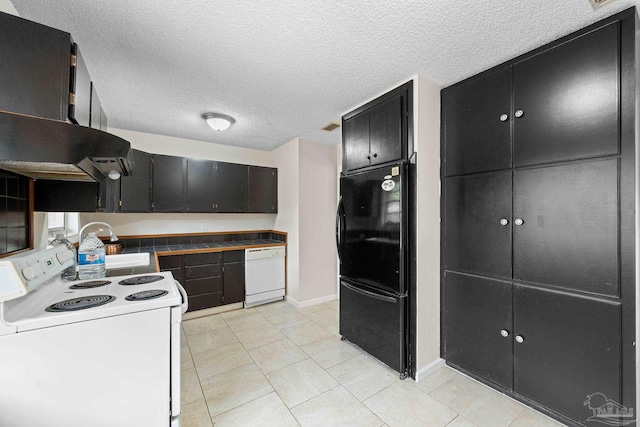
[0,111,134,182]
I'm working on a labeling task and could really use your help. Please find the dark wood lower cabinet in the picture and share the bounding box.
[158,250,245,312]
[444,270,623,425]
[223,251,245,304]
[513,286,621,424]
[443,271,512,389]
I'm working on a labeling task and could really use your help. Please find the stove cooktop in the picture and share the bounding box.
[1,272,182,333]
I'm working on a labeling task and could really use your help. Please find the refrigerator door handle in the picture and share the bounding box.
[341,281,397,304]
[336,197,344,259]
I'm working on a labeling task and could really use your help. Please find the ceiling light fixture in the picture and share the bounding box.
[202,112,235,131]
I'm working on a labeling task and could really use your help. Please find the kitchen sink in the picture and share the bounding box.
[105,253,150,269]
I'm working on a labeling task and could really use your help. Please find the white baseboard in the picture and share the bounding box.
[285,294,337,308]
[415,358,446,382]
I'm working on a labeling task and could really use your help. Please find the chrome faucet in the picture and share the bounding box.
[78,222,119,243]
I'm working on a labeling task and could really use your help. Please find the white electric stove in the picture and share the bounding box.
[0,246,188,427]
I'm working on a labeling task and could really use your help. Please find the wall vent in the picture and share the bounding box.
[322,122,340,132]
[588,0,616,9]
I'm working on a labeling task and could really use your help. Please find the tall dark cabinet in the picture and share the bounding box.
[441,9,636,427]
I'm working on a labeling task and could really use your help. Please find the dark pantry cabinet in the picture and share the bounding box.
[342,81,412,173]
[443,19,620,176]
[441,9,636,427]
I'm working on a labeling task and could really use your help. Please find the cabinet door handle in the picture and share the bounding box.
[499,218,509,226]
[500,329,509,337]
[373,153,378,158]
[366,155,371,160]
[499,114,508,122]
[515,335,525,343]
[514,218,524,226]
[515,109,524,118]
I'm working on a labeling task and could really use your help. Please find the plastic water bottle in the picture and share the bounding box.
[50,233,77,281]
[78,232,106,279]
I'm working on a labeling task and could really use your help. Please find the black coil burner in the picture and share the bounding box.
[119,275,164,286]
[46,295,116,312]
[69,280,111,290]
[125,289,168,301]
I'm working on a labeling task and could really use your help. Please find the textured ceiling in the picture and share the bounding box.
[9,0,640,151]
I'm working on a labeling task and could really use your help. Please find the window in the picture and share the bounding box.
[47,212,65,231]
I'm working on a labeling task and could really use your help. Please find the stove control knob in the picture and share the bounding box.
[22,266,36,280]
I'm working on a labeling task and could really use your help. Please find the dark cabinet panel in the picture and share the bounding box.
[513,160,618,296]
[120,150,151,213]
[0,12,70,121]
[248,166,277,213]
[185,252,221,267]
[214,162,248,213]
[152,154,185,212]
[70,43,91,127]
[369,95,403,166]
[34,180,99,212]
[513,286,621,424]
[223,250,245,304]
[342,81,411,173]
[184,277,223,296]
[443,67,512,176]
[186,159,216,212]
[444,272,512,389]
[187,293,223,312]
[513,22,620,167]
[343,112,370,172]
[444,171,512,279]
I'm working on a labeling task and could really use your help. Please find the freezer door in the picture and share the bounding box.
[339,280,406,374]
[339,164,406,294]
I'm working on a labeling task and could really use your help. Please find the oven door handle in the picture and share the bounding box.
[175,280,189,315]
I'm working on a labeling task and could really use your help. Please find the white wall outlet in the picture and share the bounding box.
[260,222,265,230]
[200,224,208,232]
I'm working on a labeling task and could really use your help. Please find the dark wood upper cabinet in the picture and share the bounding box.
[343,81,411,173]
[513,21,620,167]
[443,19,621,176]
[248,166,277,213]
[443,67,512,176]
[186,159,216,212]
[120,149,151,213]
[0,12,71,121]
[151,154,185,212]
[0,12,103,127]
[214,162,248,213]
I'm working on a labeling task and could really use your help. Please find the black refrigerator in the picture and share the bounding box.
[336,162,410,378]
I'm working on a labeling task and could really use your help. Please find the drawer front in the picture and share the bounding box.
[185,252,221,267]
[187,292,223,312]
[223,250,244,263]
[184,276,223,296]
[185,264,222,279]
[158,255,181,269]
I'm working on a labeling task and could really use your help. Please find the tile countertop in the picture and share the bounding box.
[106,239,285,277]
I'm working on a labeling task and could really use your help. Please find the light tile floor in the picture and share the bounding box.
[180,300,564,427]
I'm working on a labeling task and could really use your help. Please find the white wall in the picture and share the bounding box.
[298,138,338,302]
[413,76,442,377]
[272,139,301,301]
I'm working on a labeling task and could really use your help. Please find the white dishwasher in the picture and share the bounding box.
[245,246,286,307]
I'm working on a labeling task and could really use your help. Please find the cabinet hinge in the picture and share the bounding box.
[151,202,155,209]
[70,54,77,67]
[69,92,75,106]
[118,200,122,208]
